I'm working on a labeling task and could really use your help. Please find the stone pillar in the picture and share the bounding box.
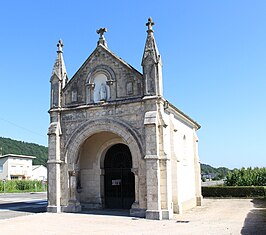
[86,83,95,104]
[65,169,81,212]
[158,111,173,219]
[145,155,161,220]
[47,121,61,213]
[159,156,173,219]
[100,169,105,207]
[106,80,114,100]
[144,111,162,220]
[131,168,139,203]
[130,168,146,217]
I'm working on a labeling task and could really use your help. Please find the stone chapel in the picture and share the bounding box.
[47,18,202,220]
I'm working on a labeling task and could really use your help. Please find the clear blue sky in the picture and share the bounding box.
[0,0,265,169]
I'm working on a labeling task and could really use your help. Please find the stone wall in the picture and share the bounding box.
[63,46,143,106]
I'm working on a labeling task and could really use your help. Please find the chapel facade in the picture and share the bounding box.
[47,18,202,220]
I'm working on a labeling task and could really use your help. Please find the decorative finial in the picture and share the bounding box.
[146,17,154,32]
[57,39,63,53]
[97,28,107,39]
[96,28,108,47]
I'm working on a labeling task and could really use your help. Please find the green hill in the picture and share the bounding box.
[0,137,230,177]
[201,163,230,179]
[0,137,48,166]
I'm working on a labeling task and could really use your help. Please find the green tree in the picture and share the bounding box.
[225,167,266,186]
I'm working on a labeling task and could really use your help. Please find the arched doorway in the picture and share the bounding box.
[104,144,135,209]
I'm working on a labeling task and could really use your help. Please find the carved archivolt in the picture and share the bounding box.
[86,65,115,84]
[64,117,143,169]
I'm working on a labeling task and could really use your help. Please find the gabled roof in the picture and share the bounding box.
[0,154,36,159]
[164,99,201,130]
[63,44,142,90]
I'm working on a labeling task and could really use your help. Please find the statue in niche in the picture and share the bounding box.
[99,83,107,101]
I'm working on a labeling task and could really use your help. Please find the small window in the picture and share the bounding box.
[0,165,3,173]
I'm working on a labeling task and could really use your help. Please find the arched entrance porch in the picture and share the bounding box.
[63,118,144,213]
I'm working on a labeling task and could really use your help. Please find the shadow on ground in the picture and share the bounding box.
[241,198,266,235]
[0,201,47,213]
[81,209,130,217]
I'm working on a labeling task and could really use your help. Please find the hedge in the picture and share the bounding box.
[202,186,266,198]
[0,180,47,193]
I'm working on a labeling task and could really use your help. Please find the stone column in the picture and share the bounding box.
[131,168,139,203]
[47,121,61,213]
[144,111,162,220]
[66,168,81,212]
[158,111,173,219]
[106,80,114,100]
[69,171,77,201]
[86,83,95,104]
[145,155,161,220]
[159,156,173,219]
[100,169,105,207]
[130,168,146,217]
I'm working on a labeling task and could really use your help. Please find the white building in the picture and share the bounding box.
[32,165,47,181]
[0,154,36,180]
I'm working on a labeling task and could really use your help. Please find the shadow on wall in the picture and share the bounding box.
[241,198,266,235]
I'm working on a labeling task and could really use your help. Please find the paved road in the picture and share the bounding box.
[0,192,47,219]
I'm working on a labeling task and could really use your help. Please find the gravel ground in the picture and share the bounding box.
[0,198,265,235]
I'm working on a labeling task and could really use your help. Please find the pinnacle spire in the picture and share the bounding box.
[51,39,68,88]
[96,28,108,47]
[142,18,161,65]
[142,18,163,96]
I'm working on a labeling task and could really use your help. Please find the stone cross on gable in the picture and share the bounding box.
[146,17,154,32]
[97,28,107,39]
[57,39,64,53]
[96,28,108,47]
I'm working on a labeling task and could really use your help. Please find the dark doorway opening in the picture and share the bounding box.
[104,144,135,209]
